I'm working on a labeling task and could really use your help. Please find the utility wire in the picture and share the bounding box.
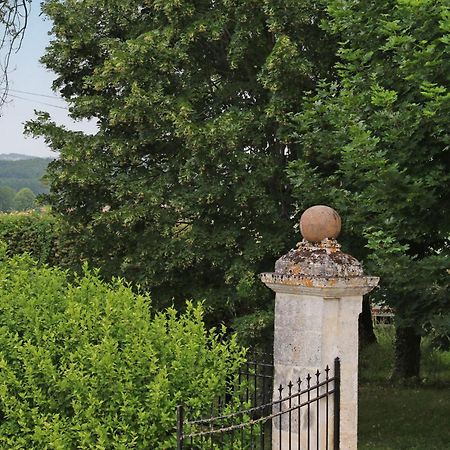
[9,88,64,100]
[8,93,69,110]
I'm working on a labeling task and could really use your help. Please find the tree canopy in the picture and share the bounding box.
[27,0,336,336]
[286,0,450,377]
[25,0,449,377]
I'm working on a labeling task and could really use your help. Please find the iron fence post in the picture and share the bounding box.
[177,405,184,450]
[334,358,341,450]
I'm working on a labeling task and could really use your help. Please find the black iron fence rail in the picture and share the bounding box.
[177,357,341,450]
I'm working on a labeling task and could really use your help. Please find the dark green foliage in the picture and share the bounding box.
[286,0,450,375]
[232,309,274,354]
[0,157,53,195]
[0,187,15,212]
[0,249,245,449]
[0,211,57,264]
[12,187,36,211]
[26,1,337,330]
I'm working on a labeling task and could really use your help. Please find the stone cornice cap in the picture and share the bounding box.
[259,272,380,297]
[259,205,379,293]
[274,238,363,278]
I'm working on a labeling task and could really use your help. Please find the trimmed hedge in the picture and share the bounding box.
[0,248,245,449]
[0,211,57,265]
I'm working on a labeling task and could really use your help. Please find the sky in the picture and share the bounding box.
[0,4,96,158]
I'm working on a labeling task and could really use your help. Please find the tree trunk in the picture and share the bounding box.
[391,326,421,381]
[359,297,377,349]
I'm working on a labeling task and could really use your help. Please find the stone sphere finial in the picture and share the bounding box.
[300,205,341,243]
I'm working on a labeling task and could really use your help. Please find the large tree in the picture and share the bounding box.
[286,0,450,379]
[27,0,336,337]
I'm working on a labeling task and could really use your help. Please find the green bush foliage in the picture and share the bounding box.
[0,211,57,265]
[0,249,245,449]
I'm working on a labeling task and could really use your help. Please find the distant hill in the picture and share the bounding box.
[0,156,54,194]
[0,153,47,161]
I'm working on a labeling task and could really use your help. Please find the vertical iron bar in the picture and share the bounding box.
[246,360,250,404]
[189,406,192,448]
[231,416,235,448]
[241,411,244,448]
[316,370,320,450]
[254,361,258,408]
[262,364,266,405]
[210,402,214,450]
[261,417,265,450]
[218,395,224,450]
[288,381,292,450]
[297,378,302,450]
[307,374,311,450]
[279,384,283,450]
[269,397,273,450]
[239,365,242,404]
[325,366,330,450]
[334,358,341,450]
[177,405,184,450]
[261,364,266,449]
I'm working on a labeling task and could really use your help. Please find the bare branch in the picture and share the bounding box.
[0,0,31,112]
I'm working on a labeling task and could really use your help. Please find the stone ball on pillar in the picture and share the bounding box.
[300,205,341,243]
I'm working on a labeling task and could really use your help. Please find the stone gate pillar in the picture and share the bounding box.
[260,205,379,450]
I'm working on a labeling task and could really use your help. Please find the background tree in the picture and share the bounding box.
[13,186,35,210]
[286,0,450,379]
[0,156,53,194]
[26,0,337,345]
[0,186,15,211]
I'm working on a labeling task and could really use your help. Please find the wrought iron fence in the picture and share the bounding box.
[238,354,274,410]
[177,357,340,450]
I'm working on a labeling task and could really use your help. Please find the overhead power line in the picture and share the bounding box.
[8,93,69,110]
[9,88,65,100]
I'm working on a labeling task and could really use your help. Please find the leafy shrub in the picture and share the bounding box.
[0,248,245,449]
[0,211,57,265]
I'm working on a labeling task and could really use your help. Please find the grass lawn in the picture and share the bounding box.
[358,325,450,449]
[359,384,450,449]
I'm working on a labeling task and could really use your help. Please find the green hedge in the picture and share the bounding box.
[0,211,57,265]
[0,248,245,449]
